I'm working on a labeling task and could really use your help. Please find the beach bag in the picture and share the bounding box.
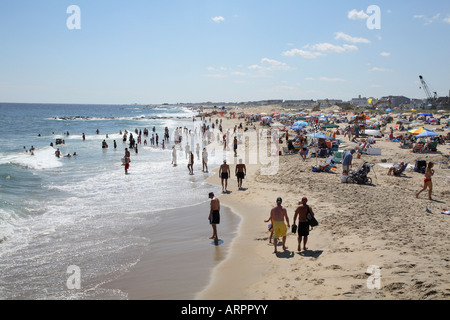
[306,206,318,228]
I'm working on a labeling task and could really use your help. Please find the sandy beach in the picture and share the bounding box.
[195,105,450,300]
[104,104,450,300]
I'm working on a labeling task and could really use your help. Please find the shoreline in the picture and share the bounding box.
[100,199,241,300]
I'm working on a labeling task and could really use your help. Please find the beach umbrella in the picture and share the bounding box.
[411,109,417,112]
[294,121,308,127]
[418,113,433,117]
[262,116,272,120]
[306,132,332,140]
[416,130,438,138]
[322,124,339,128]
[408,127,427,135]
[437,110,446,113]
[291,125,305,130]
[386,109,393,112]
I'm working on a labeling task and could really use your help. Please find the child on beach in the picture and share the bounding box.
[264,216,274,244]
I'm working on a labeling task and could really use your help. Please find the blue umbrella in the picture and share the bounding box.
[262,116,272,120]
[294,121,308,127]
[291,125,305,130]
[306,132,332,140]
[386,109,393,112]
[416,130,438,138]
[418,113,433,117]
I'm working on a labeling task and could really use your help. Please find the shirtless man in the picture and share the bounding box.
[235,159,246,190]
[293,197,314,251]
[270,197,290,253]
[208,192,220,243]
[219,160,230,193]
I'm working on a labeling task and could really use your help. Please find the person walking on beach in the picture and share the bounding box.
[219,160,230,193]
[293,197,314,252]
[188,151,194,175]
[202,148,208,172]
[270,197,290,253]
[235,159,246,190]
[233,136,238,157]
[208,192,220,243]
[416,162,435,200]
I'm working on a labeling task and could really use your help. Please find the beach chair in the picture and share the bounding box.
[424,141,438,153]
[332,151,344,164]
[413,142,424,153]
[393,163,408,177]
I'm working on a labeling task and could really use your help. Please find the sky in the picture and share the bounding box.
[0,0,449,105]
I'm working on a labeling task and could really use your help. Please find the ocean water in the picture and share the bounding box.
[0,103,224,299]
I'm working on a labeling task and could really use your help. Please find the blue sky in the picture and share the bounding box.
[0,0,449,104]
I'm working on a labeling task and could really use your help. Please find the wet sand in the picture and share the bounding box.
[101,201,240,300]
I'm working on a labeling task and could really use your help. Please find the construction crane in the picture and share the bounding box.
[373,99,391,109]
[419,75,437,107]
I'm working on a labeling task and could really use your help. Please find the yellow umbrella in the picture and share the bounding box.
[408,127,426,135]
[411,109,417,112]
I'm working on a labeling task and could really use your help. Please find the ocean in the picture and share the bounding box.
[0,103,229,299]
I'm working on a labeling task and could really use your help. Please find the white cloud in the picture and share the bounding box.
[306,43,358,53]
[260,58,291,71]
[320,77,346,82]
[380,52,391,57]
[348,9,369,20]
[231,71,246,76]
[444,15,450,24]
[211,16,225,23]
[282,49,324,59]
[335,32,370,44]
[414,13,442,25]
[305,77,315,81]
[248,58,291,74]
[369,67,393,72]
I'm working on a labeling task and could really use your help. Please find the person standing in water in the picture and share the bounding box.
[208,192,220,243]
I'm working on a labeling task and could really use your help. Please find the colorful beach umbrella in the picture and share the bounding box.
[416,130,438,138]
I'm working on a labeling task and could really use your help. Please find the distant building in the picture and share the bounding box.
[350,95,374,108]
